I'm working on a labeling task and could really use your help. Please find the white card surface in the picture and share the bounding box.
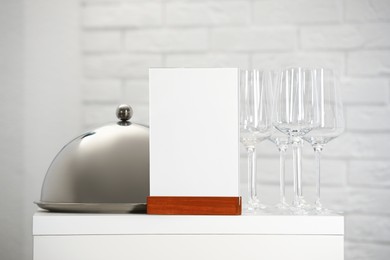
[149,68,239,196]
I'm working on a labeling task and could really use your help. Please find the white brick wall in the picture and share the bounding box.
[340,78,389,104]
[83,79,122,102]
[345,0,390,22]
[83,31,122,52]
[348,50,390,75]
[80,0,390,259]
[83,2,162,28]
[253,0,342,24]
[166,1,251,26]
[210,27,297,51]
[125,29,208,52]
[301,24,390,50]
[349,160,390,187]
[84,53,163,79]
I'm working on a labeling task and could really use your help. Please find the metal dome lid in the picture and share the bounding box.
[35,104,149,213]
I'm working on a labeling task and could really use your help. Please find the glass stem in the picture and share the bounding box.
[291,137,303,207]
[279,146,287,205]
[247,145,258,207]
[314,145,323,210]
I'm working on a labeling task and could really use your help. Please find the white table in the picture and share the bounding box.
[33,211,344,260]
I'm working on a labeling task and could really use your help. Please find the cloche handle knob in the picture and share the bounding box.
[116,104,133,121]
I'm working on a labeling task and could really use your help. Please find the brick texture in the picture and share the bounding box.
[83,3,162,28]
[346,106,390,130]
[348,50,390,76]
[253,0,342,24]
[83,79,122,102]
[345,0,390,22]
[347,215,390,243]
[349,160,390,187]
[346,242,390,260]
[340,78,389,104]
[83,30,122,52]
[301,24,390,50]
[84,54,163,78]
[211,28,297,51]
[166,54,250,68]
[81,1,390,259]
[166,1,251,26]
[125,29,208,52]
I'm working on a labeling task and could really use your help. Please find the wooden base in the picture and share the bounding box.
[147,196,241,215]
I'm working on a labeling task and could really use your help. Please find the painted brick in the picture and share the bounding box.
[346,106,390,130]
[84,54,163,79]
[346,215,390,243]
[348,50,390,76]
[84,104,116,127]
[345,0,390,22]
[165,54,250,68]
[83,79,122,102]
[349,160,390,188]
[253,0,342,24]
[123,80,148,105]
[347,187,390,215]
[211,28,296,51]
[166,1,250,26]
[320,186,348,212]
[346,241,390,260]
[125,29,208,52]
[301,25,362,50]
[340,78,389,105]
[83,31,122,52]
[253,52,344,74]
[303,159,347,186]
[251,157,289,185]
[83,3,162,28]
[323,133,390,159]
[359,24,390,48]
[301,24,390,50]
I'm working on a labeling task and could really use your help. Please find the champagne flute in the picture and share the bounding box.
[240,69,273,212]
[303,68,345,213]
[272,68,320,212]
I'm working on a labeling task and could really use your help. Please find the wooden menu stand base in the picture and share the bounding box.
[147,196,241,215]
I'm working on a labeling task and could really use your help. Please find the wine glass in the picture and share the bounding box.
[240,69,273,212]
[303,68,345,213]
[268,130,289,211]
[272,67,320,212]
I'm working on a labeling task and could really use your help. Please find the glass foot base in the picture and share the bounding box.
[291,197,311,215]
[276,201,289,209]
[309,203,342,215]
[266,203,292,215]
[244,198,267,213]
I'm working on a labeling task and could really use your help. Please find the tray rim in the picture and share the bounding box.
[34,201,147,213]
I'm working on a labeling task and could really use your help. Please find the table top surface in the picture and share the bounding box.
[33,211,344,236]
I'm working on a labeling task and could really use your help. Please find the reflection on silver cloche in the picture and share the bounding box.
[36,104,149,213]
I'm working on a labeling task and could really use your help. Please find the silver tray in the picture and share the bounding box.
[35,201,146,213]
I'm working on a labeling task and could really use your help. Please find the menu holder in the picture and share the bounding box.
[148,68,241,215]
